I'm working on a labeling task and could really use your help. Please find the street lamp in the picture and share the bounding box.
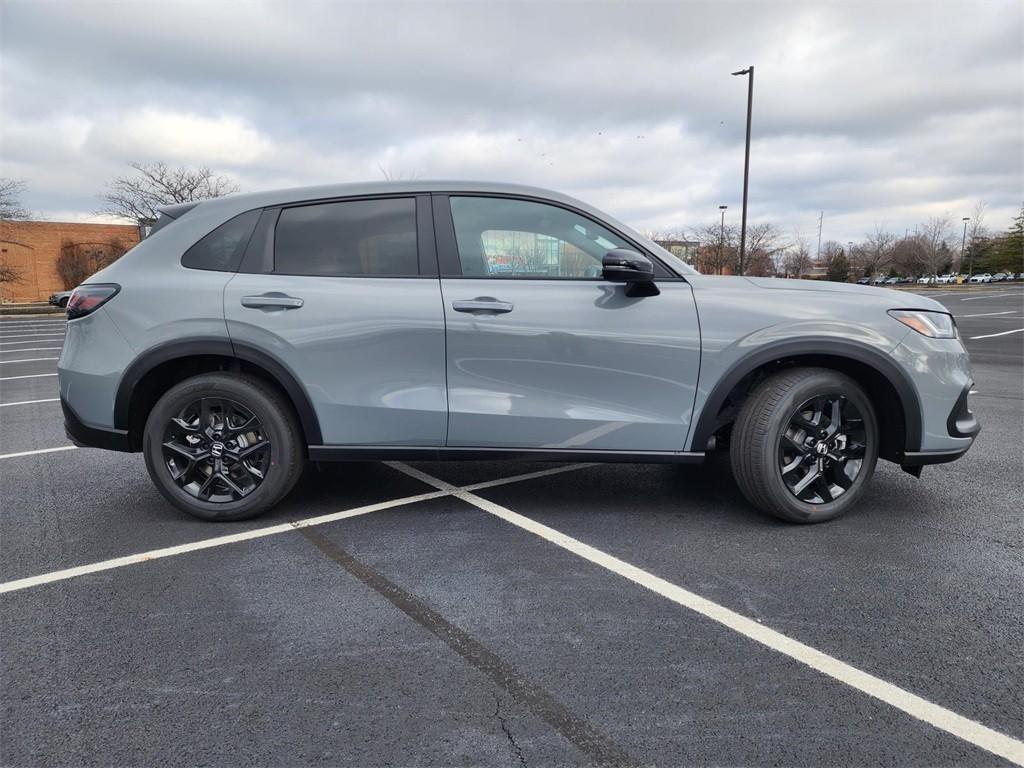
[731,65,754,275]
[961,216,971,276]
[719,205,728,275]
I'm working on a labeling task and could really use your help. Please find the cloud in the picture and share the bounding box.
[0,0,1020,239]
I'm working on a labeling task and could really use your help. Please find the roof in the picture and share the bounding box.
[191,180,597,217]
[141,180,696,276]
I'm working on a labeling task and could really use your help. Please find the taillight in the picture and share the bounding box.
[66,284,120,320]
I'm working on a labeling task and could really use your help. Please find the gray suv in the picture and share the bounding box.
[58,182,978,523]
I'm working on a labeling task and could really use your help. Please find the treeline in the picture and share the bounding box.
[654,204,1024,279]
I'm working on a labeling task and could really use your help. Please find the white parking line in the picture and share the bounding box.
[0,347,63,354]
[0,445,77,459]
[0,463,587,594]
[0,333,66,340]
[969,328,1024,340]
[0,357,58,364]
[386,463,1024,767]
[0,320,67,325]
[0,338,66,346]
[960,292,1022,301]
[0,398,60,408]
[0,321,67,327]
[0,373,58,381]
[957,310,1017,318]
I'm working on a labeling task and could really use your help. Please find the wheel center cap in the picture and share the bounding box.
[815,441,829,456]
[211,442,225,458]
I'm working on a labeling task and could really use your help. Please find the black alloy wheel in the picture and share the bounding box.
[779,394,867,504]
[162,397,271,503]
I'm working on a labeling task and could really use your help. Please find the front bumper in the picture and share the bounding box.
[899,381,979,473]
[62,397,132,452]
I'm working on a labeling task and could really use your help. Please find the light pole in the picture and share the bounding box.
[961,216,971,275]
[731,65,754,275]
[719,205,728,275]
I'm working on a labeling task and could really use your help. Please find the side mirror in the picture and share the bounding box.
[602,249,654,283]
[602,249,659,296]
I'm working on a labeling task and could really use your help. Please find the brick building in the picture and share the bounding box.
[0,220,141,303]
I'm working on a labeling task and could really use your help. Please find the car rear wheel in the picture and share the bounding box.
[143,373,304,521]
[730,367,879,523]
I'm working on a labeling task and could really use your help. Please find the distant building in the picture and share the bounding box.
[0,220,141,302]
[654,239,699,265]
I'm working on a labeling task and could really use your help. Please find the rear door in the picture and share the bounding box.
[224,195,447,447]
[435,194,701,452]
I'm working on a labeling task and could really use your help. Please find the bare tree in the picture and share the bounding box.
[783,231,813,278]
[377,162,420,182]
[744,222,787,276]
[55,237,131,289]
[0,263,24,284]
[961,202,988,274]
[857,225,896,278]
[917,215,954,276]
[0,178,31,221]
[100,162,239,222]
[892,235,928,276]
[1,179,31,286]
[689,221,738,274]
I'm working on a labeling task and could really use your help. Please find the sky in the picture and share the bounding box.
[1,0,1021,245]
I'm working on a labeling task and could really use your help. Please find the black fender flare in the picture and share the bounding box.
[113,337,323,445]
[688,338,923,454]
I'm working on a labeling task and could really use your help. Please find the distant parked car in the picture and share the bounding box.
[991,273,1008,282]
[968,273,992,283]
[856,277,871,285]
[871,276,888,285]
[883,277,899,285]
[917,275,934,285]
[48,290,73,308]
[935,274,956,284]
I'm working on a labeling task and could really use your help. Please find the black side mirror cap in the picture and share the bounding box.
[602,249,654,282]
[602,249,659,296]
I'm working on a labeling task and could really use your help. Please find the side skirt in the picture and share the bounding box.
[308,445,706,464]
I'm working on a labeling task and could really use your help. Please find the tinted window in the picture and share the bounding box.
[274,198,417,276]
[449,196,630,278]
[182,209,260,272]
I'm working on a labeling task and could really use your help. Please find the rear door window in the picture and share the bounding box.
[273,198,418,276]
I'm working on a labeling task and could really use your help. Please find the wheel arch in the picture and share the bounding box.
[689,339,922,463]
[114,338,322,451]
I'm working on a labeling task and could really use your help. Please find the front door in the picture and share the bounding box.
[436,194,700,452]
[224,195,447,447]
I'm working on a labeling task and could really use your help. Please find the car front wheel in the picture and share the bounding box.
[143,373,304,521]
[730,367,879,523]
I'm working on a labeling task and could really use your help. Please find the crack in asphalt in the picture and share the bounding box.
[493,693,528,768]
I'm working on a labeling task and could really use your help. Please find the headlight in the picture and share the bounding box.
[888,309,957,338]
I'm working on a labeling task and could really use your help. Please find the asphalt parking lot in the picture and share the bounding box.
[1,285,1022,767]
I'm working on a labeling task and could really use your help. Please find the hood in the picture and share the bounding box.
[687,275,946,312]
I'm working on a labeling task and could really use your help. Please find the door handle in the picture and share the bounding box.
[452,297,514,315]
[241,293,304,310]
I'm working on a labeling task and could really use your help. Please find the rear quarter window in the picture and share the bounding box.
[181,209,261,272]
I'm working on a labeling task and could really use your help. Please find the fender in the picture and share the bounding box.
[687,337,923,454]
[113,337,323,445]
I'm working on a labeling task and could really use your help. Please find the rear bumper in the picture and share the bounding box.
[62,397,132,452]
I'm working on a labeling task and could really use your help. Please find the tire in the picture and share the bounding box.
[59,298,69,308]
[143,373,304,521]
[730,367,879,524]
